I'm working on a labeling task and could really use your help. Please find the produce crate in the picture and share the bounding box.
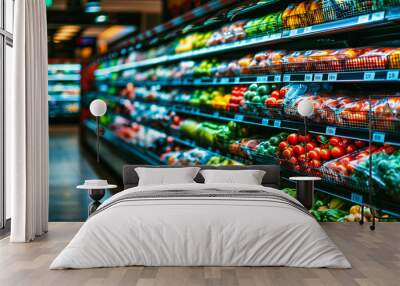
[282,1,399,30]
[241,146,278,164]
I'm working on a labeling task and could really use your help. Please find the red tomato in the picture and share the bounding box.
[354,140,366,148]
[279,88,287,98]
[293,145,305,156]
[306,141,317,151]
[275,99,284,106]
[278,141,289,150]
[288,156,298,165]
[287,133,299,145]
[320,149,331,161]
[329,136,340,146]
[339,156,352,166]
[294,164,301,172]
[265,97,276,107]
[308,150,320,160]
[309,159,321,168]
[338,138,351,148]
[298,154,306,162]
[282,148,293,159]
[331,146,345,158]
[271,90,280,99]
[345,144,356,154]
[335,164,348,176]
[298,134,312,143]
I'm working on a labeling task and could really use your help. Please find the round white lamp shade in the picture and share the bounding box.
[297,99,314,118]
[90,99,107,117]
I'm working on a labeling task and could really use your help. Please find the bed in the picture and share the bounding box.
[50,165,351,269]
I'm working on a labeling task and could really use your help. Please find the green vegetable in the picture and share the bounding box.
[269,136,280,146]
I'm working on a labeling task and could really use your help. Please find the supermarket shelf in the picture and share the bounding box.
[118,0,240,50]
[95,9,400,76]
[85,120,165,165]
[97,93,400,147]
[108,69,400,87]
[48,74,81,81]
[48,64,81,72]
[48,95,80,102]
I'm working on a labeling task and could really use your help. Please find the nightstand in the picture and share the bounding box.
[289,176,321,210]
[77,180,117,216]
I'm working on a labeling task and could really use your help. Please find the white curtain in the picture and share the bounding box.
[7,0,49,242]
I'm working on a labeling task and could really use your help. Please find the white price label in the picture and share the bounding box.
[273,120,282,128]
[234,114,244,121]
[328,73,338,81]
[358,14,370,24]
[304,26,312,33]
[262,118,269,125]
[213,111,220,117]
[289,29,298,36]
[212,78,218,84]
[194,79,201,84]
[304,74,313,82]
[220,78,229,83]
[274,75,282,82]
[387,70,399,80]
[270,33,281,40]
[372,132,385,143]
[371,11,385,21]
[234,77,240,83]
[351,193,363,204]
[314,73,323,81]
[283,74,291,82]
[364,72,375,81]
[257,76,268,82]
[326,126,336,136]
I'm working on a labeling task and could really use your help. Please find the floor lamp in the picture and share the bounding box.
[89,99,107,163]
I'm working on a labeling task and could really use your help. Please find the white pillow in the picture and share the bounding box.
[200,169,266,185]
[135,167,200,186]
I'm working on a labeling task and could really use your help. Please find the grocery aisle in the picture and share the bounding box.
[49,125,115,222]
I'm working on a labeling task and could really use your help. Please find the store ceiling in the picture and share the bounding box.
[47,0,162,59]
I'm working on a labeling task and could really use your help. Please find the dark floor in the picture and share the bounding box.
[49,125,116,222]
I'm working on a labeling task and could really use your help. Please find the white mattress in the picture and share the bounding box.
[50,183,351,269]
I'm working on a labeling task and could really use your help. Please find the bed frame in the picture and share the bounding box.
[123,165,281,190]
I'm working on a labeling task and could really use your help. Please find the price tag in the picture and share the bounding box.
[372,132,385,143]
[328,73,338,81]
[304,74,313,82]
[257,76,268,82]
[220,78,229,83]
[194,79,201,84]
[304,50,313,56]
[304,26,312,33]
[213,111,220,117]
[283,74,291,82]
[234,114,244,121]
[326,126,337,136]
[371,11,385,21]
[363,72,375,81]
[270,33,281,40]
[289,29,298,36]
[314,73,323,81]
[212,78,218,84]
[234,77,240,83]
[262,118,269,125]
[273,120,282,128]
[274,75,281,82]
[358,14,370,24]
[351,193,363,204]
[387,70,399,80]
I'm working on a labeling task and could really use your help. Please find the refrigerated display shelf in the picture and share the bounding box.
[107,69,400,87]
[48,74,81,81]
[95,92,400,147]
[85,120,166,165]
[95,8,400,76]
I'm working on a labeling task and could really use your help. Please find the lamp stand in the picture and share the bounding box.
[96,116,100,163]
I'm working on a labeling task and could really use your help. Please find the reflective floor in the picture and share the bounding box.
[49,125,116,222]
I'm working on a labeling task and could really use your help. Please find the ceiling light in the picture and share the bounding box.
[95,15,108,23]
[85,1,101,13]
